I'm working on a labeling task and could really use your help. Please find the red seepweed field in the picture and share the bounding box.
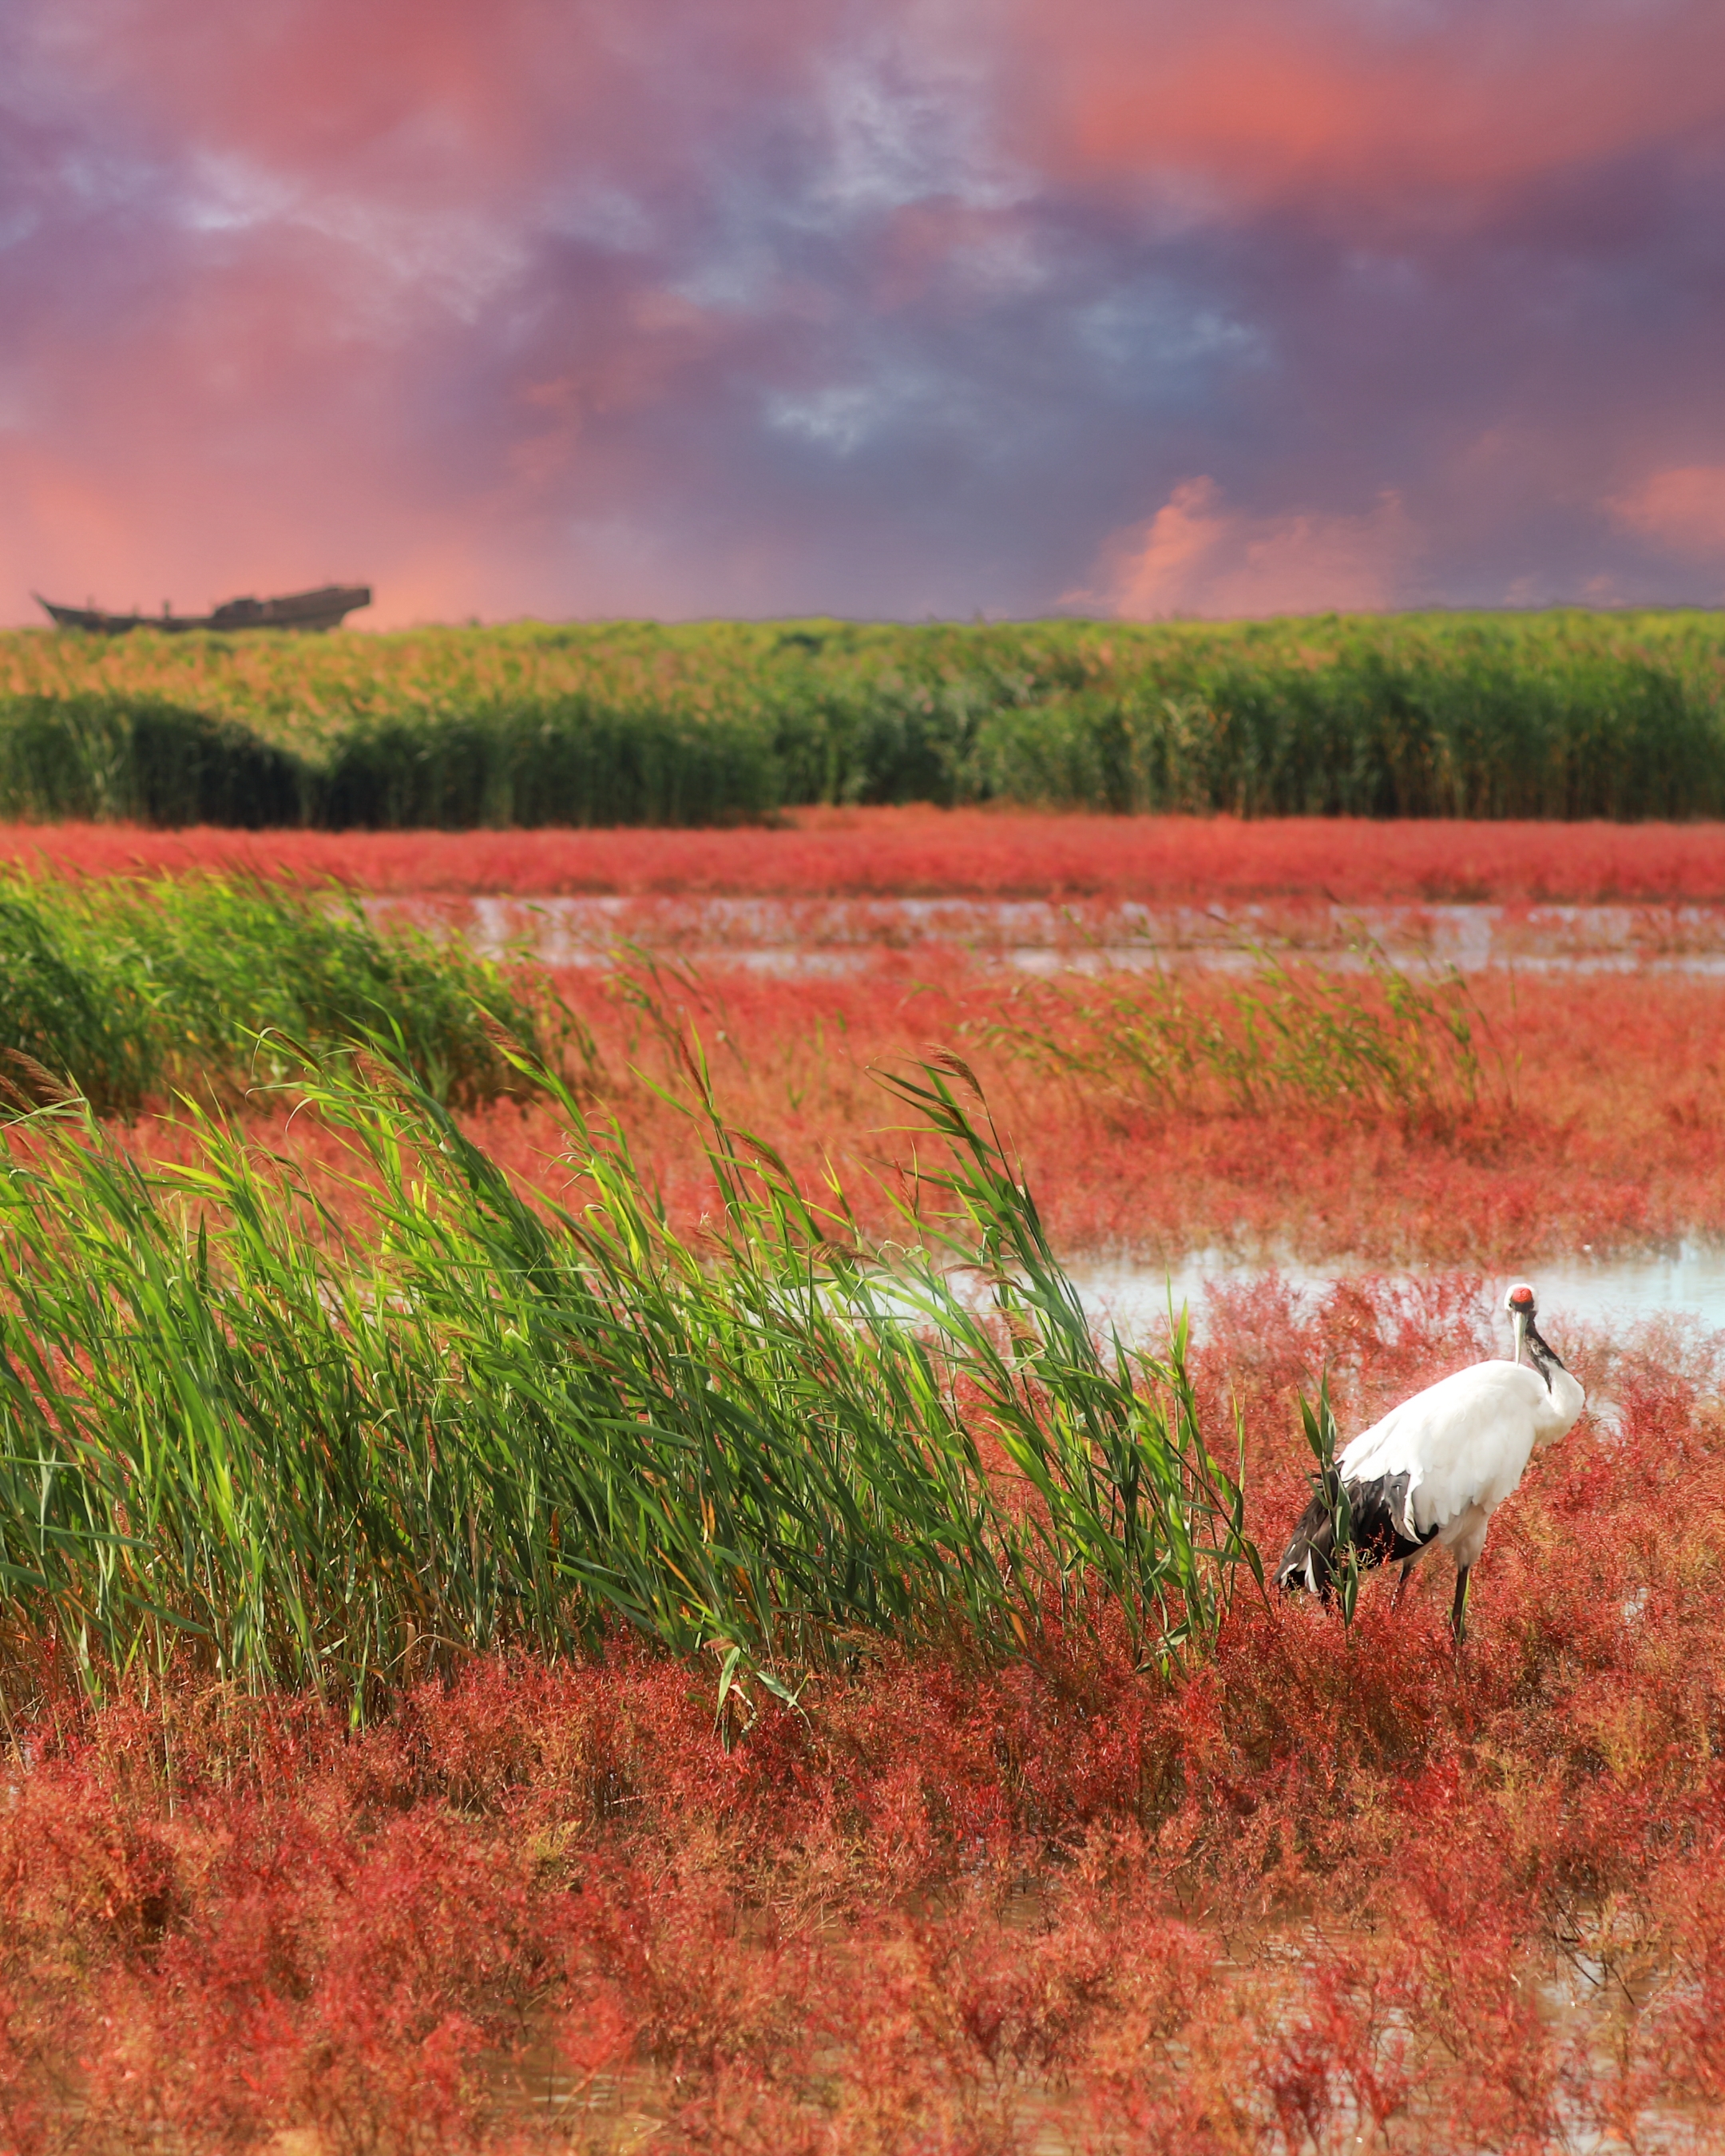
[6,813,1725,2150]
[9,807,1725,901]
[87,942,1725,1265]
[12,1285,1725,2152]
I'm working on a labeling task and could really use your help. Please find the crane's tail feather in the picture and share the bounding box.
[1276,1470,1345,1599]
[1276,1467,1437,1601]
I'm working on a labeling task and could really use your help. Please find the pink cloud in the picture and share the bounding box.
[1609,467,1725,564]
[1009,0,1725,216]
[1092,478,1418,620]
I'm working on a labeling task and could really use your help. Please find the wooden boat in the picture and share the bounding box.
[34,584,372,634]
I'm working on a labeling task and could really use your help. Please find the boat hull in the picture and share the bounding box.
[34,585,371,634]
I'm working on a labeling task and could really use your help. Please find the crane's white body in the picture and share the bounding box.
[1338,1354,1585,1572]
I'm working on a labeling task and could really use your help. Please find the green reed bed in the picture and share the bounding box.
[0,872,558,1114]
[0,1054,1254,1711]
[4,608,1725,824]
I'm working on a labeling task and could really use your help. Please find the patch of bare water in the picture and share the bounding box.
[1070,1246,1725,1344]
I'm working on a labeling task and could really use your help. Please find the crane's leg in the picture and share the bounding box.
[1450,1565,1472,1649]
[1391,1559,1415,1614]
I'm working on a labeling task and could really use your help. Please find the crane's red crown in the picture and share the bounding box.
[1508,1284,1535,1308]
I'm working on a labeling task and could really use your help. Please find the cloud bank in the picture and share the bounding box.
[3,0,1724,625]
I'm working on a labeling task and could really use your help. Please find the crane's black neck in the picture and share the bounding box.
[1523,1319,1564,1393]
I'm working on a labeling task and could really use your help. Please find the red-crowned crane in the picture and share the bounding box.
[1275,1283,1585,1643]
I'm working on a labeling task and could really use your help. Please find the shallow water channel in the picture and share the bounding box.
[368,894,1725,975]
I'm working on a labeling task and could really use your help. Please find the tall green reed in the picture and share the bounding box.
[0,692,307,824]
[0,872,561,1113]
[7,609,1725,824]
[319,696,780,828]
[0,1047,1255,1712]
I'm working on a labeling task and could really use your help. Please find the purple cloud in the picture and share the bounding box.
[3,0,1724,624]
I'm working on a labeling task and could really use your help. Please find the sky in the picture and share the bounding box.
[4,0,1725,627]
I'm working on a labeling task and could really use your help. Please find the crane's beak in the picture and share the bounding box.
[1511,1305,1528,1366]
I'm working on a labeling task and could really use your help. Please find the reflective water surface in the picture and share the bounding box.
[1066,1244,1725,1343]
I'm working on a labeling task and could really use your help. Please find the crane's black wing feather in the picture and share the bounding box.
[1276,1467,1439,1598]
